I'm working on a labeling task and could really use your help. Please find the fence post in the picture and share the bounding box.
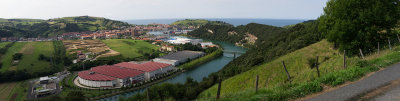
[158,90,164,101]
[389,38,392,50]
[397,34,400,43]
[316,56,320,77]
[359,49,365,59]
[343,50,347,69]
[147,88,150,101]
[216,79,222,100]
[282,61,291,82]
[255,75,259,93]
[378,42,380,55]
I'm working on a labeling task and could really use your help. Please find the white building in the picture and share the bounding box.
[152,51,205,66]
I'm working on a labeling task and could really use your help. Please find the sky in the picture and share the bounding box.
[0,0,329,20]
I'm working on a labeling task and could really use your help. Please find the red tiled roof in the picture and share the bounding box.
[90,65,144,79]
[78,70,116,81]
[114,62,171,72]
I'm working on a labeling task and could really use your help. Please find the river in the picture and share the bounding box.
[100,40,247,101]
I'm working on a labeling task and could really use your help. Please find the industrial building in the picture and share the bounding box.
[152,51,205,66]
[114,61,175,81]
[77,65,145,88]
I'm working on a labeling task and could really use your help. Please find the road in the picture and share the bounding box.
[306,62,400,101]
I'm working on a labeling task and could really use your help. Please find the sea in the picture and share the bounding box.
[124,18,307,27]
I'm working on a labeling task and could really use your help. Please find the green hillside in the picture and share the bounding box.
[102,39,159,58]
[0,16,131,37]
[172,19,230,27]
[198,40,359,99]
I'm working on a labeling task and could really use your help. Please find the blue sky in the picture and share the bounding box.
[0,0,329,20]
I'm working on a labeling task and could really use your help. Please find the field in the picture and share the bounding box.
[17,42,56,73]
[102,39,159,58]
[198,40,361,99]
[0,82,18,101]
[0,42,27,72]
[63,40,120,59]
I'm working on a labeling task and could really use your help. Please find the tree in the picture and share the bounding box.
[319,0,400,55]
[65,91,85,101]
[12,53,23,60]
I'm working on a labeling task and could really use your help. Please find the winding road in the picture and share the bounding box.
[306,62,400,101]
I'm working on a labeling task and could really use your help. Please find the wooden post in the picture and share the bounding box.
[389,39,392,50]
[147,88,150,101]
[343,50,347,69]
[397,34,400,43]
[255,75,259,93]
[359,49,365,59]
[216,79,222,100]
[378,42,380,55]
[233,53,236,58]
[316,56,320,77]
[282,61,291,82]
[158,90,164,101]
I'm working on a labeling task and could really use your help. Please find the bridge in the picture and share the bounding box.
[222,50,246,58]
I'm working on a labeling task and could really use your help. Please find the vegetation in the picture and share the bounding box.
[198,41,400,100]
[101,39,159,58]
[0,42,27,72]
[178,48,223,70]
[319,0,400,55]
[172,19,229,27]
[0,16,131,37]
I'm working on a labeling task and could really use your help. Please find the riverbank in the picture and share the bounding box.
[178,48,223,70]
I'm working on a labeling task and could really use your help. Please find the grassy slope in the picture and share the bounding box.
[0,42,27,72]
[102,39,158,58]
[198,40,360,99]
[17,42,54,73]
[0,42,11,48]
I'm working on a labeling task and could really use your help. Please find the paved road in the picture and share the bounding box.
[371,85,400,101]
[307,62,400,101]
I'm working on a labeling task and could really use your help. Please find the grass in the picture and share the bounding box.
[7,81,28,101]
[0,82,18,101]
[198,40,361,100]
[17,42,56,74]
[0,42,12,49]
[178,49,223,70]
[102,39,158,58]
[198,40,400,101]
[0,42,27,72]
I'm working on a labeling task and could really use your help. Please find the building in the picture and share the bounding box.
[152,51,205,66]
[77,65,144,88]
[114,61,174,81]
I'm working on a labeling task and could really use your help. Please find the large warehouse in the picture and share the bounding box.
[77,65,144,88]
[114,61,174,81]
[152,51,205,66]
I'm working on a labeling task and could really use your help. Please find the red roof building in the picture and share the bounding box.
[90,65,144,79]
[78,70,116,81]
[113,62,171,72]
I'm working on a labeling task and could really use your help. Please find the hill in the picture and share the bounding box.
[0,16,131,37]
[101,39,159,58]
[198,40,359,99]
[172,19,230,27]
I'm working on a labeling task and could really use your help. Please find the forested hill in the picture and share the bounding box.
[0,16,131,38]
[188,20,322,78]
[171,19,230,27]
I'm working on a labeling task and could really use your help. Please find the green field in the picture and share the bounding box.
[198,40,361,99]
[0,42,11,49]
[0,42,27,72]
[102,39,159,58]
[17,42,55,73]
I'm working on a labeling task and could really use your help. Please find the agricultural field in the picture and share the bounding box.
[17,42,56,74]
[0,42,27,72]
[0,81,27,101]
[63,40,120,59]
[102,39,159,58]
[0,82,18,101]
